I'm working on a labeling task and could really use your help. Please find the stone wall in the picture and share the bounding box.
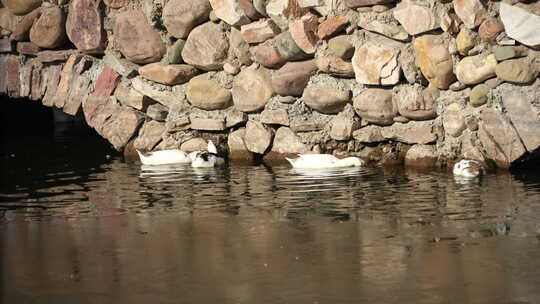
[1,0,540,168]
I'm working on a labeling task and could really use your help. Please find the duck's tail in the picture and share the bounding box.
[207,140,218,154]
[285,157,295,167]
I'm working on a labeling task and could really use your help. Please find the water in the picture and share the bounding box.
[2,125,540,304]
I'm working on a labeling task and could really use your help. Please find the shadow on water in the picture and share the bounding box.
[2,115,540,303]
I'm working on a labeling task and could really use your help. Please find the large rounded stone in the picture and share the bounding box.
[29,7,66,49]
[232,68,274,113]
[352,41,401,86]
[228,128,254,161]
[469,84,488,107]
[186,77,232,110]
[302,87,351,114]
[163,0,211,39]
[181,22,229,71]
[442,103,466,137]
[394,84,437,121]
[66,0,106,53]
[1,0,41,15]
[114,10,166,64]
[11,7,40,41]
[414,34,455,89]
[353,89,397,126]
[0,8,17,35]
[272,60,317,97]
[456,54,497,85]
[495,59,538,84]
[478,18,503,43]
[139,63,199,85]
[404,144,437,167]
[269,127,310,155]
[245,120,273,154]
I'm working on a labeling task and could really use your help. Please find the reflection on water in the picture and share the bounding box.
[2,127,540,304]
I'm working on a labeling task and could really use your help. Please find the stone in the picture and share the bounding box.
[64,74,93,115]
[381,120,436,144]
[186,77,232,110]
[291,121,323,132]
[37,50,76,63]
[394,84,437,121]
[182,22,229,71]
[453,0,487,29]
[302,87,350,114]
[456,27,476,56]
[165,112,190,133]
[5,56,21,97]
[232,68,273,112]
[241,19,281,43]
[209,10,220,22]
[269,126,309,155]
[11,7,40,41]
[134,120,166,151]
[1,0,41,15]
[442,103,466,137]
[289,13,319,54]
[167,39,185,64]
[230,27,253,66]
[330,106,359,141]
[29,7,66,49]
[66,0,106,53]
[146,104,168,122]
[52,55,81,108]
[138,63,199,85]
[245,120,273,153]
[239,0,263,20]
[372,4,390,13]
[500,3,540,47]
[404,144,437,167]
[228,128,254,160]
[503,94,540,153]
[30,65,42,100]
[103,52,139,78]
[181,138,208,152]
[253,0,268,16]
[83,65,121,127]
[272,60,317,97]
[317,16,348,40]
[266,0,309,30]
[455,54,497,85]
[478,108,526,168]
[261,108,290,126]
[440,11,460,34]
[352,125,385,142]
[478,18,504,43]
[101,106,145,151]
[352,41,400,86]
[393,0,439,35]
[274,31,309,61]
[0,38,13,52]
[495,58,538,84]
[41,64,62,106]
[131,77,183,109]
[469,84,488,107]
[359,20,409,42]
[19,61,32,97]
[210,0,250,26]
[226,110,248,128]
[0,9,16,37]
[353,89,396,126]
[16,42,39,55]
[414,35,455,89]
[297,0,321,8]
[345,0,395,8]
[189,116,227,131]
[494,46,518,62]
[104,0,129,8]
[163,0,211,39]
[327,35,354,59]
[250,43,286,68]
[115,82,154,111]
[315,55,355,77]
[115,10,165,64]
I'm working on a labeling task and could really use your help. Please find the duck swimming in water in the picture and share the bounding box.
[285,154,364,169]
[191,140,225,168]
[453,160,483,178]
[136,149,191,165]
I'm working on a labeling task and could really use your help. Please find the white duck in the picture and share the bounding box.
[285,154,365,169]
[136,149,191,165]
[190,140,225,168]
[453,160,483,178]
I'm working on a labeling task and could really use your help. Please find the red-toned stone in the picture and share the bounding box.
[66,0,106,53]
[29,6,66,49]
[272,60,317,96]
[6,55,20,97]
[101,106,145,151]
[37,50,77,63]
[0,38,14,52]
[241,19,281,43]
[16,42,40,55]
[11,7,41,41]
[250,43,287,68]
[239,0,263,20]
[30,65,42,100]
[2,0,42,15]
[478,18,504,43]
[42,64,62,106]
[83,65,121,125]
[64,75,92,115]
[19,61,33,97]
[104,0,129,8]
[53,55,79,108]
[318,16,348,40]
[289,13,318,54]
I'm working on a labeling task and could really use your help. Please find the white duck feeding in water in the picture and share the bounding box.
[285,154,365,169]
[453,160,483,178]
[136,149,191,165]
[190,140,225,168]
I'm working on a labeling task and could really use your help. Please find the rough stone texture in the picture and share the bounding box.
[478,18,504,43]
[163,0,211,39]
[29,7,66,49]
[210,0,250,26]
[381,121,436,144]
[260,108,289,126]
[139,63,199,85]
[353,125,385,143]
[226,110,248,128]
[269,126,309,155]
[250,43,286,68]
[469,84,488,107]
[181,138,208,152]
[228,128,254,160]
[289,13,319,54]
[456,54,497,85]
[133,120,166,151]
[302,87,350,114]
[182,22,229,71]
[64,73,93,115]
[345,0,395,8]
[2,0,41,15]
[456,27,476,56]
[167,39,185,64]
[442,103,466,137]
[230,27,253,66]
[232,68,274,112]
[327,35,354,59]
[495,58,538,84]
[114,10,166,64]
[16,42,39,55]
[186,77,232,110]
[503,94,540,153]
[352,41,400,86]
[115,82,154,111]
[83,65,121,127]
[101,106,145,151]
[131,77,181,109]
[0,8,16,35]
[239,0,263,20]
[353,89,397,126]
[315,55,355,77]
[478,108,526,168]
[394,84,437,121]
[11,7,41,41]
[241,19,281,43]
[266,0,308,30]
[272,60,317,97]
[146,104,168,122]
[414,35,455,89]
[404,144,437,167]
[189,116,227,131]
[104,0,128,8]
[41,64,62,106]
[359,21,409,42]
[66,0,106,53]
[330,106,359,141]
[499,3,540,47]
[317,16,348,40]
[453,0,487,29]
[274,31,309,61]
[245,120,273,154]
[0,38,14,52]
[393,0,439,35]
[103,52,139,78]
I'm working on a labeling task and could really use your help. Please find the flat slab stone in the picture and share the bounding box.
[189,116,227,131]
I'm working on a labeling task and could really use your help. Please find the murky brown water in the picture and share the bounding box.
[2,126,540,304]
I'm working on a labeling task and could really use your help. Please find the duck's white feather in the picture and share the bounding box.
[137,150,191,165]
[190,141,224,168]
[286,154,364,169]
[207,140,217,154]
[453,160,482,178]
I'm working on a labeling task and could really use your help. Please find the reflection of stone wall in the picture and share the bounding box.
[2,0,540,168]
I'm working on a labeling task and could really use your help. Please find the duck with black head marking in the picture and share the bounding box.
[191,140,225,168]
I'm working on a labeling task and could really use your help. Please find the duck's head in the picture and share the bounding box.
[453,160,482,177]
